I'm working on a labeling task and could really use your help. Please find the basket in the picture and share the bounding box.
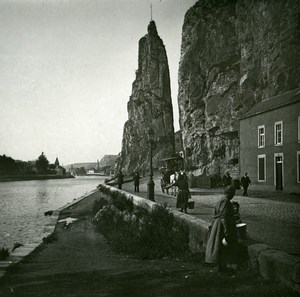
[188,199,195,209]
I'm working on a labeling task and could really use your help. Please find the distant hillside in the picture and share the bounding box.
[64,163,97,171]
[64,156,117,172]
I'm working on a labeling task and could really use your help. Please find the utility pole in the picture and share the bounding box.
[150,2,152,21]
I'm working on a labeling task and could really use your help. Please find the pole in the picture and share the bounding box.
[147,139,155,201]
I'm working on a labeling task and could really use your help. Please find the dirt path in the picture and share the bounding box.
[0,217,296,297]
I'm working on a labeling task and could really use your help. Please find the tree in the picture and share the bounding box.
[36,152,49,174]
[76,167,86,175]
[0,155,17,175]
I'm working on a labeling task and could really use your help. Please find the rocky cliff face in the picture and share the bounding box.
[99,155,117,168]
[178,0,300,177]
[117,21,175,174]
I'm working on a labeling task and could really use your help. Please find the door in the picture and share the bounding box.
[275,155,283,190]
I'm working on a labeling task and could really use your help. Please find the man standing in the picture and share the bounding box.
[117,171,124,190]
[241,172,251,197]
[133,172,140,193]
[223,172,232,187]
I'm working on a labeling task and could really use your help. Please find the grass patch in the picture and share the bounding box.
[93,196,189,259]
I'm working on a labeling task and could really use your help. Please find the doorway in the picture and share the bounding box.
[275,154,283,190]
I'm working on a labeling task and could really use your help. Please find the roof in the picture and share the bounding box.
[240,88,300,120]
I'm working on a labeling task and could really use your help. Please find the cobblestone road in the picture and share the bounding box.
[122,177,300,256]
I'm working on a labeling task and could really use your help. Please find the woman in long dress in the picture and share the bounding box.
[205,185,238,272]
[175,171,190,213]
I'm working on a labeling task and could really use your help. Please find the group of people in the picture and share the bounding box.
[116,170,141,193]
[223,171,251,197]
[118,168,192,213]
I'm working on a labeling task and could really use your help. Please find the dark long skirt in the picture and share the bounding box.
[176,190,189,209]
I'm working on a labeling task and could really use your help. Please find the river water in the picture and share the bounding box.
[0,176,106,249]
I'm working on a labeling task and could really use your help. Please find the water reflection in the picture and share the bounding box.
[0,176,105,249]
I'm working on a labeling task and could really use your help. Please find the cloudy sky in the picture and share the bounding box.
[0,0,197,165]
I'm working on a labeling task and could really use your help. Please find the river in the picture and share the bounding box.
[0,176,106,250]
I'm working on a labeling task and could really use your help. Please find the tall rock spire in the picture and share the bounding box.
[117,20,175,174]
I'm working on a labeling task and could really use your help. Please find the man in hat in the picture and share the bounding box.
[241,172,251,197]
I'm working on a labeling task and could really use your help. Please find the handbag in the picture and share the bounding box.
[187,198,195,209]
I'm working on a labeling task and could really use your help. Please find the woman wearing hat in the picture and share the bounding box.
[205,185,238,272]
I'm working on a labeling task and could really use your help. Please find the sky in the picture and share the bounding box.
[0,0,197,165]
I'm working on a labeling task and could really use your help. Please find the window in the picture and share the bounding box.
[274,121,283,146]
[258,125,265,148]
[257,154,266,182]
[297,152,300,183]
[298,116,300,143]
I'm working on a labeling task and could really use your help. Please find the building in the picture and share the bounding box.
[54,157,65,175]
[239,88,300,193]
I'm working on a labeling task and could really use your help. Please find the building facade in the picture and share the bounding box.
[239,88,300,193]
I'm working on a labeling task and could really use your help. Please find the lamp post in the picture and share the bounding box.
[147,128,155,201]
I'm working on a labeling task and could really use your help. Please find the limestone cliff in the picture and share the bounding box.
[99,155,117,168]
[178,0,300,177]
[117,21,175,174]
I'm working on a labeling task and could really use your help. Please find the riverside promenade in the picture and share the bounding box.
[0,178,299,296]
[121,176,300,257]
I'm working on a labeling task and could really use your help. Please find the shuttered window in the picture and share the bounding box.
[258,154,266,182]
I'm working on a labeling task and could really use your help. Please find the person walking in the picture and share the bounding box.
[241,172,251,197]
[117,171,124,190]
[133,172,140,193]
[174,170,190,213]
[205,185,238,272]
[223,172,232,187]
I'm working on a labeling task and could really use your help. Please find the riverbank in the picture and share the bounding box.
[0,174,75,182]
[0,176,104,251]
[0,190,295,297]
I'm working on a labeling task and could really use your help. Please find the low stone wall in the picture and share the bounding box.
[98,184,300,293]
[98,184,210,253]
[56,189,101,216]
[248,244,300,293]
